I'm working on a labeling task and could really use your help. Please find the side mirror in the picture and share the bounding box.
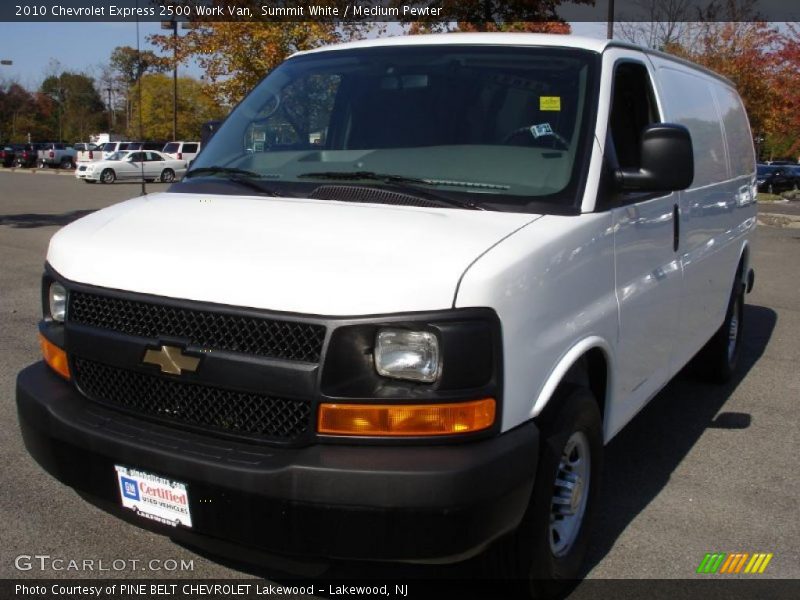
[617,124,694,192]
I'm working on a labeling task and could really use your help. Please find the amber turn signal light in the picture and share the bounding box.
[318,398,496,436]
[39,333,70,380]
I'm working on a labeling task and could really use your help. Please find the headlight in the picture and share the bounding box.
[49,281,67,322]
[375,329,440,383]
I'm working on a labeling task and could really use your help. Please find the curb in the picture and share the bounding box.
[758,212,800,229]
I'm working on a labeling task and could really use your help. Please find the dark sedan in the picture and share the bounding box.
[757,164,799,195]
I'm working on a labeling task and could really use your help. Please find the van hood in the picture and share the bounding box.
[48,192,539,315]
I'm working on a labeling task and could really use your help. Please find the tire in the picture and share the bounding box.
[60,158,74,170]
[483,385,603,598]
[160,169,175,183]
[693,275,745,383]
[100,169,116,184]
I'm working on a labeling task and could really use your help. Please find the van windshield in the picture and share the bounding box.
[188,45,598,212]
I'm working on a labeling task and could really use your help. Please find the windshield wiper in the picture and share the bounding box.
[185,166,279,196]
[297,171,483,210]
[187,166,263,179]
[298,170,435,186]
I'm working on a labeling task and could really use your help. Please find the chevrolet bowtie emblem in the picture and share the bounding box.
[142,345,201,375]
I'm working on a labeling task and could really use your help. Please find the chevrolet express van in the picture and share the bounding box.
[17,33,756,594]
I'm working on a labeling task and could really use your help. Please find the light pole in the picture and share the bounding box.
[161,20,178,141]
[607,0,615,39]
[105,87,114,131]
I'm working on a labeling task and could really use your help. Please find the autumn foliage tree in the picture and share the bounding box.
[128,73,227,140]
[150,20,362,106]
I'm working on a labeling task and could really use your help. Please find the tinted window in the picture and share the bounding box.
[659,68,728,187]
[183,143,198,153]
[163,143,180,153]
[609,61,660,171]
[713,84,755,175]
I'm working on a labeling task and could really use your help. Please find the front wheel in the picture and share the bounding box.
[484,385,603,598]
[160,169,175,183]
[100,169,116,184]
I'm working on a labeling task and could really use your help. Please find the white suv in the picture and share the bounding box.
[162,141,201,163]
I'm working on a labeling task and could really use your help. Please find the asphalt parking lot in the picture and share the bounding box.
[1,171,798,591]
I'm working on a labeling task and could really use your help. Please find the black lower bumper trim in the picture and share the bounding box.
[17,362,539,563]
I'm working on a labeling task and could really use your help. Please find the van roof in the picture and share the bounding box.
[292,32,735,88]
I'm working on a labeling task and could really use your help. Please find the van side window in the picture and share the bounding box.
[657,68,729,186]
[609,62,660,171]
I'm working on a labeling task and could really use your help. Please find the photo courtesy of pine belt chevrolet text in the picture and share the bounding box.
[16,33,757,597]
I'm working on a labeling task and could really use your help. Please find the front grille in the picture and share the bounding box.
[73,358,311,441]
[68,291,326,363]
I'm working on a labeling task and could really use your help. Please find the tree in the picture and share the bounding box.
[129,73,227,140]
[616,0,693,50]
[40,72,106,141]
[150,20,366,106]
[109,46,168,85]
[109,46,169,133]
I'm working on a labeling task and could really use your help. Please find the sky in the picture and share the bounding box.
[0,22,609,90]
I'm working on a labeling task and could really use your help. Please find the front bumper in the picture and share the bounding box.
[74,169,98,180]
[17,362,539,563]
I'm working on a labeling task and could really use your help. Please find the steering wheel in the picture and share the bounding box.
[501,125,570,150]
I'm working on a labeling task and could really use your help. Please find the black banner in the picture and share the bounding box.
[4,579,800,600]
[1,0,799,23]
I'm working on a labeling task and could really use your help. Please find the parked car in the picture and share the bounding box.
[13,143,44,168]
[1,143,25,167]
[18,34,757,594]
[757,164,798,194]
[75,150,187,183]
[37,143,77,169]
[162,141,201,163]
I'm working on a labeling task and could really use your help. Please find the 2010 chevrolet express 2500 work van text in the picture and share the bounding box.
[17,34,757,594]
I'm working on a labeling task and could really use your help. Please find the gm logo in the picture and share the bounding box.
[121,477,140,501]
[697,552,773,574]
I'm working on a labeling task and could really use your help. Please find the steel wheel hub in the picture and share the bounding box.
[549,431,590,557]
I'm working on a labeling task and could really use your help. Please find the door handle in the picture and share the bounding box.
[673,203,680,252]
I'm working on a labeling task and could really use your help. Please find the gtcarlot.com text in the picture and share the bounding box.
[14,555,194,572]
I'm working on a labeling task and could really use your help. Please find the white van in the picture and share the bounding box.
[18,34,756,593]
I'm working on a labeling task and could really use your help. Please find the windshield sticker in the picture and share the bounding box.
[530,123,554,138]
[540,96,561,111]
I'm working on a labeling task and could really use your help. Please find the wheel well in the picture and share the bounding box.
[560,349,608,425]
[738,245,748,282]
